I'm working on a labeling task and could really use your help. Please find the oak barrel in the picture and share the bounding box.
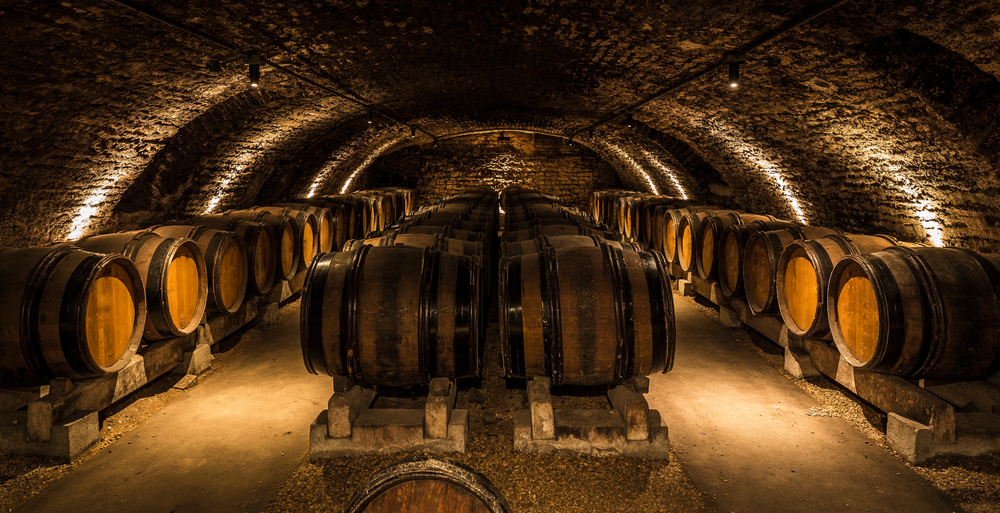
[662,205,719,264]
[0,246,147,386]
[190,215,277,296]
[716,220,800,299]
[345,458,511,513]
[775,233,911,339]
[295,195,367,241]
[225,210,300,280]
[828,247,1000,380]
[696,213,775,281]
[301,245,481,386]
[742,226,839,315]
[75,231,208,340]
[501,235,640,259]
[251,206,319,269]
[275,202,339,253]
[502,224,617,243]
[500,243,674,386]
[151,225,248,315]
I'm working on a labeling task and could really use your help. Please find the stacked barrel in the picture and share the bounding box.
[300,187,493,387]
[290,188,416,251]
[500,188,676,386]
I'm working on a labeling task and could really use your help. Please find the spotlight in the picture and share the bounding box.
[367,106,374,124]
[205,60,222,73]
[729,62,740,88]
[242,51,263,88]
[588,129,594,141]
[626,113,634,128]
[410,126,416,138]
[433,139,438,148]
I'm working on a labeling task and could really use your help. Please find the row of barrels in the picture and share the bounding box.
[289,187,416,251]
[593,189,1000,381]
[499,188,675,386]
[0,191,416,387]
[301,188,496,387]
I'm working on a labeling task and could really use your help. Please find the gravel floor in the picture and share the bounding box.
[3,293,999,512]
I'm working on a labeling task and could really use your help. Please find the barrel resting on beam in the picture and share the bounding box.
[513,377,670,458]
[309,377,469,459]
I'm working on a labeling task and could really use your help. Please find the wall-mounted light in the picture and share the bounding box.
[367,106,374,124]
[724,53,746,89]
[410,126,416,138]
[626,113,634,128]
[588,129,595,141]
[243,51,263,88]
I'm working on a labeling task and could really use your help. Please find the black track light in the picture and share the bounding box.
[367,106,374,124]
[728,62,740,88]
[626,112,634,128]
[433,139,438,148]
[588,129,595,141]
[410,126,416,138]
[206,60,222,73]
[243,51,263,88]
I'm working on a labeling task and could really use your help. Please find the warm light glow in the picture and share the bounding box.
[641,150,688,199]
[203,166,243,214]
[339,137,404,194]
[730,83,739,88]
[67,167,130,240]
[600,142,659,195]
[756,159,807,224]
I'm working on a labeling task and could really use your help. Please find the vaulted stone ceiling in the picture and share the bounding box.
[2,0,999,250]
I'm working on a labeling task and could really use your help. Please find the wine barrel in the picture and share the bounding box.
[297,195,367,241]
[225,210,299,280]
[76,231,208,340]
[251,206,319,269]
[828,247,1000,380]
[640,198,689,247]
[386,225,486,242]
[345,458,511,513]
[406,217,486,233]
[345,233,484,260]
[743,226,840,315]
[275,202,339,254]
[676,210,729,273]
[500,243,674,386]
[775,233,914,339]
[300,245,481,386]
[501,224,617,242]
[150,225,248,315]
[696,213,775,281]
[0,246,147,386]
[501,235,641,259]
[717,220,800,299]
[189,215,277,296]
[662,205,719,264]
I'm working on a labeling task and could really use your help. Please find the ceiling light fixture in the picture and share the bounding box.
[243,51,262,88]
[498,131,511,143]
[367,106,374,124]
[410,126,416,138]
[626,113,634,128]
[724,53,745,88]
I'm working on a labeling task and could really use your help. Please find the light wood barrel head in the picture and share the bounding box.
[302,221,316,264]
[319,215,332,253]
[700,226,715,278]
[219,238,246,310]
[166,244,201,331]
[744,238,770,310]
[721,231,740,292]
[783,247,819,332]
[665,218,677,259]
[84,262,136,368]
[253,228,274,292]
[280,224,295,277]
[680,223,694,269]
[362,479,492,513]
[835,261,880,365]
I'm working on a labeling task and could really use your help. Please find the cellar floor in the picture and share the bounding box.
[647,297,960,513]
[5,292,983,512]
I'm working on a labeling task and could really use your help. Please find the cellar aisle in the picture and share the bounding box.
[14,305,331,513]
[646,296,959,513]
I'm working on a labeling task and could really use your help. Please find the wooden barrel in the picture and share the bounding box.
[344,458,511,513]
[0,245,147,386]
[501,224,617,242]
[252,206,319,269]
[76,231,208,340]
[405,218,487,233]
[300,245,481,386]
[696,213,774,281]
[500,243,674,386]
[226,210,299,280]
[717,220,800,299]
[190,215,277,296]
[151,225,248,315]
[640,198,689,246]
[296,195,367,241]
[662,205,719,264]
[275,203,338,254]
[776,233,910,339]
[345,233,483,260]
[828,247,1000,380]
[386,225,485,242]
[501,235,641,259]
[676,210,728,273]
[742,226,840,315]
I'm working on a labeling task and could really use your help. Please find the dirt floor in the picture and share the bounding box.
[2,295,999,512]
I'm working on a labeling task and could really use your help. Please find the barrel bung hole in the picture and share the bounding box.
[784,247,818,331]
[219,239,245,309]
[721,232,740,291]
[836,261,880,364]
[167,245,201,330]
[701,227,715,275]
[281,224,295,276]
[84,262,136,367]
